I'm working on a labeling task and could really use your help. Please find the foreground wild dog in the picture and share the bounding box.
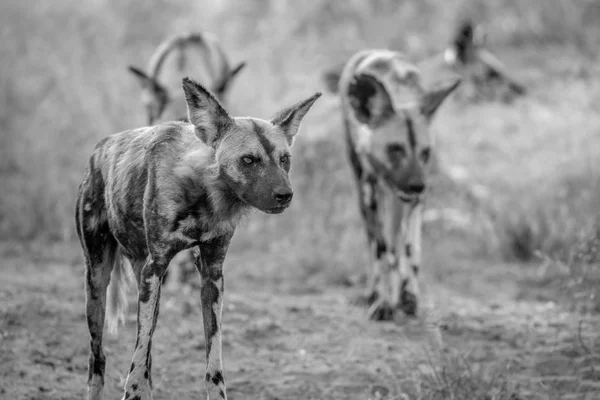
[332,50,459,320]
[129,32,246,125]
[435,19,526,102]
[75,77,320,400]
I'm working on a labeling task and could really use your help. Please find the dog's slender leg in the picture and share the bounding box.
[385,196,404,314]
[195,235,232,400]
[77,188,117,400]
[357,179,381,304]
[358,179,396,321]
[397,202,421,315]
[122,255,170,400]
[83,239,117,400]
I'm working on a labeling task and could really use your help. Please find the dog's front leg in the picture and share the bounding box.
[122,255,170,400]
[398,202,421,316]
[360,181,399,321]
[195,235,232,400]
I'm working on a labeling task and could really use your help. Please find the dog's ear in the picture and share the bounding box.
[213,62,247,96]
[227,62,247,83]
[182,77,233,146]
[128,65,155,89]
[322,65,344,94]
[271,92,322,145]
[347,74,395,126]
[421,77,461,120]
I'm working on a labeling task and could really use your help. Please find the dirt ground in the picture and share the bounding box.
[1,234,599,400]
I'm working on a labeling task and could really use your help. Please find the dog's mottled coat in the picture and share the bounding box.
[75,77,320,400]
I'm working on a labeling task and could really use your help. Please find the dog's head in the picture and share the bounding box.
[128,66,170,125]
[182,77,321,214]
[346,62,460,201]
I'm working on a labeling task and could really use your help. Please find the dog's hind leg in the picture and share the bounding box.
[76,184,118,400]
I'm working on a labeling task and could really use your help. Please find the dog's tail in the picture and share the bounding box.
[105,248,134,335]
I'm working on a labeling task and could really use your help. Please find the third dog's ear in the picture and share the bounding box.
[271,92,322,145]
[182,77,233,146]
[128,65,154,89]
[421,77,461,120]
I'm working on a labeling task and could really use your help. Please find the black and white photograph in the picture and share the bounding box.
[1,0,599,399]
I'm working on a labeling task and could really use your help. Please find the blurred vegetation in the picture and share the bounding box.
[1,0,600,285]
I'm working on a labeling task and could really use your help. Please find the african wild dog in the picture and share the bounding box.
[128,32,246,125]
[75,77,320,400]
[329,50,460,320]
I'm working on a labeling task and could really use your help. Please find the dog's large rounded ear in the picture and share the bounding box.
[420,77,461,120]
[182,77,233,146]
[128,65,154,89]
[347,74,394,126]
[271,92,322,145]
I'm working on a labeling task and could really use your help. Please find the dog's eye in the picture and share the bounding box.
[280,154,291,164]
[386,143,406,158]
[421,148,431,163]
[241,156,255,165]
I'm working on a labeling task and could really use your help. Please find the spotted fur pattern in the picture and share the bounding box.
[335,50,460,320]
[75,77,320,400]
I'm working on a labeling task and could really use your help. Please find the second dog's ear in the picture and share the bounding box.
[128,65,154,88]
[228,62,247,82]
[182,77,233,146]
[214,62,247,96]
[271,92,322,145]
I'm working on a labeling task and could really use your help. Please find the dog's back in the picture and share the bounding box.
[82,122,207,258]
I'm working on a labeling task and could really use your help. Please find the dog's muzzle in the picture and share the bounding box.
[363,153,425,202]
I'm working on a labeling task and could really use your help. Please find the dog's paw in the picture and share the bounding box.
[400,287,418,316]
[368,299,395,321]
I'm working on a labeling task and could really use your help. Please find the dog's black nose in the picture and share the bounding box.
[407,183,425,194]
[273,189,293,204]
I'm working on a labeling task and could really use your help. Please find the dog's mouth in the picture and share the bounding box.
[396,190,420,203]
[264,206,288,214]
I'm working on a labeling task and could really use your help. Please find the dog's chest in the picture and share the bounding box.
[177,206,248,243]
